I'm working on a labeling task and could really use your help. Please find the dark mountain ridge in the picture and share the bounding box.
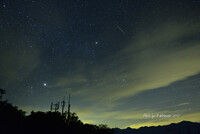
[113,121,200,134]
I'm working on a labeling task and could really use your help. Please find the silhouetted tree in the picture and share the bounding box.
[0,88,5,101]
[0,89,26,133]
[0,89,114,134]
[68,112,83,125]
[98,124,109,129]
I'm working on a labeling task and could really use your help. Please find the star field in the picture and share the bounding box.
[0,0,200,128]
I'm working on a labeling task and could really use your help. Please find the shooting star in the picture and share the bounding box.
[116,25,125,34]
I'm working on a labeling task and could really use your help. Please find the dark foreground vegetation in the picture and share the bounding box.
[1,88,200,134]
[0,89,113,134]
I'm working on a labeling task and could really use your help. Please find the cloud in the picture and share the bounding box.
[0,35,40,82]
[43,7,200,128]
[176,103,190,107]
[130,112,200,129]
[63,19,200,128]
[111,43,200,99]
[74,104,198,128]
[54,75,88,87]
[80,20,200,102]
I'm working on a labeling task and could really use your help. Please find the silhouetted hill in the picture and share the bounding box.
[0,103,113,134]
[113,121,200,134]
[0,89,26,133]
[0,88,114,134]
[1,89,200,134]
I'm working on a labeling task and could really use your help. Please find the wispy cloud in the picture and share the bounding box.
[69,19,200,128]
[54,75,88,87]
[130,112,200,129]
[176,103,190,107]
[0,37,40,82]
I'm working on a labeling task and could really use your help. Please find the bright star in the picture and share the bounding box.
[43,83,47,86]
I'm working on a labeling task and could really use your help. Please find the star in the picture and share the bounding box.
[43,83,47,86]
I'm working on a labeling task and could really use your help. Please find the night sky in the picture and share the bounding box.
[0,0,200,128]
